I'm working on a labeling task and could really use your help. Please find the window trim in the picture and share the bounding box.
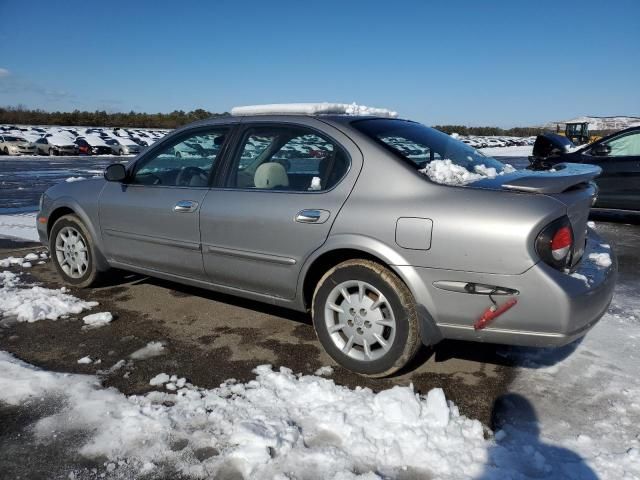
[126,124,237,189]
[219,122,351,194]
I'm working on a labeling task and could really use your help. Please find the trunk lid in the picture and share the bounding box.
[472,163,601,267]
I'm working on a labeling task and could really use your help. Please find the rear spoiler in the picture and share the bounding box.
[501,163,601,194]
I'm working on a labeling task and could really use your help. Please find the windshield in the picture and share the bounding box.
[352,118,507,172]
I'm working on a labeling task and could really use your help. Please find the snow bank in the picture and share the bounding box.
[0,354,489,479]
[420,159,515,186]
[0,212,38,241]
[0,269,97,322]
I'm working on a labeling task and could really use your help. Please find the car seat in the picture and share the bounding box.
[254,162,289,189]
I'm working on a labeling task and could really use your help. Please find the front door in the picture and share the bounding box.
[586,131,640,210]
[200,122,360,299]
[99,126,231,279]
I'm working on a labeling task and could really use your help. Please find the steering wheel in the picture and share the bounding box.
[175,166,207,186]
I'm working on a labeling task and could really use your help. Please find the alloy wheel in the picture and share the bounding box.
[54,226,89,279]
[324,280,397,361]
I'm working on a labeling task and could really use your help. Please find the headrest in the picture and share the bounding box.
[254,162,289,189]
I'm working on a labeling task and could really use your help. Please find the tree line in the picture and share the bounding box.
[0,106,229,129]
[1,106,545,136]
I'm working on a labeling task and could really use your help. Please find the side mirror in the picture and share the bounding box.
[591,143,611,157]
[104,163,127,182]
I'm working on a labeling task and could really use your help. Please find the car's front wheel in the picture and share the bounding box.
[312,259,421,377]
[50,214,102,288]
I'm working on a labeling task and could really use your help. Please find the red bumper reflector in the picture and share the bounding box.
[474,298,518,330]
[38,217,47,224]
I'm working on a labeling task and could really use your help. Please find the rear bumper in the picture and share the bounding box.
[398,228,617,347]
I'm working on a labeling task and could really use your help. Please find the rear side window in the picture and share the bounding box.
[352,118,507,172]
[229,126,350,192]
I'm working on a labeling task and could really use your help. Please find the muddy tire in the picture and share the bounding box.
[49,214,102,288]
[312,259,421,377]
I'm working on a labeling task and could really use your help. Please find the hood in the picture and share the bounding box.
[471,163,601,194]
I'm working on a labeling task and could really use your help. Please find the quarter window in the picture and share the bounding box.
[132,129,228,187]
[230,126,349,191]
[603,132,640,157]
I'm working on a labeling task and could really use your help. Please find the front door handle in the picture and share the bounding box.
[174,200,199,213]
[295,209,330,224]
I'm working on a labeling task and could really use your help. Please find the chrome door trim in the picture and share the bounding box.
[103,229,201,251]
[204,244,296,265]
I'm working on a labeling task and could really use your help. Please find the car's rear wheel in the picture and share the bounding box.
[312,259,421,377]
[50,214,101,288]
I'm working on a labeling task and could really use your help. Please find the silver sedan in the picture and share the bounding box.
[36,104,617,376]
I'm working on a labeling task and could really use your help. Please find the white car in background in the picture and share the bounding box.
[0,134,37,155]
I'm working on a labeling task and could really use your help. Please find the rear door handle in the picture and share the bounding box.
[295,209,330,224]
[174,200,199,213]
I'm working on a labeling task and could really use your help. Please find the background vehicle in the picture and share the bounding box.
[0,135,37,155]
[75,136,113,155]
[104,137,142,155]
[530,127,640,211]
[558,121,601,146]
[36,104,616,376]
[34,136,78,155]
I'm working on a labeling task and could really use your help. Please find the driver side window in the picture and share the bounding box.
[132,128,228,187]
[604,132,640,157]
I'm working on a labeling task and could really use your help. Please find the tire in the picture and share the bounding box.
[312,259,421,377]
[118,149,123,156]
[49,214,102,288]
[3,147,8,155]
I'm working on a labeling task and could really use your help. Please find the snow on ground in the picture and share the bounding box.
[499,289,640,479]
[0,212,38,241]
[129,341,166,360]
[0,269,97,323]
[0,352,490,479]
[82,311,114,329]
[480,145,533,157]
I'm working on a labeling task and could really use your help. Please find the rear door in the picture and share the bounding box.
[98,125,233,279]
[200,119,361,299]
[584,131,640,210]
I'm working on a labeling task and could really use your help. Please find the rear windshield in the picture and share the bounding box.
[352,118,507,172]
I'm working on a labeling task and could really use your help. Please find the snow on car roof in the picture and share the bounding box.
[231,102,398,118]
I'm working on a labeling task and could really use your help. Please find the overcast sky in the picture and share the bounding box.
[0,0,638,127]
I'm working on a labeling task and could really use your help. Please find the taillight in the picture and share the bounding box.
[551,226,572,261]
[536,217,574,269]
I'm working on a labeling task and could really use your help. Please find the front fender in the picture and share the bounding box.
[45,195,110,271]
